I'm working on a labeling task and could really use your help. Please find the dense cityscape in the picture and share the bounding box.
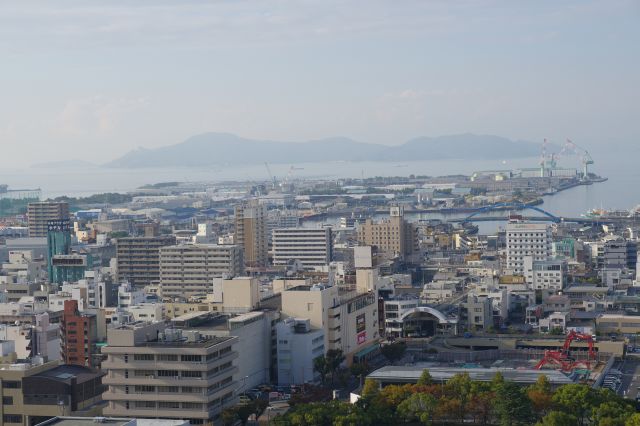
[1,152,640,425]
[2,1,639,425]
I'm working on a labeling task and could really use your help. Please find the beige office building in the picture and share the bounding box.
[356,206,417,258]
[116,236,177,288]
[101,322,238,425]
[159,244,244,299]
[27,202,69,237]
[234,200,268,267]
[281,284,379,364]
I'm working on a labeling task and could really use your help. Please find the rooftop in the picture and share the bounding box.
[32,364,104,384]
[36,417,189,426]
[368,364,574,386]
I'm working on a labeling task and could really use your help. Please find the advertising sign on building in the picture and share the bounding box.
[356,313,366,333]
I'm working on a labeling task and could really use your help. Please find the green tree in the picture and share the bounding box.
[325,349,346,386]
[537,411,578,426]
[444,373,473,423]
[313,355,330,387]
[592,400,635,426]
[552,384,596,425]
[380,342,407,364]
[494,381,534,426]
[467,390,496,425]
[397,393,437,424]
[361,378,380,400]
[417,368,433,386]
[527,375,553,418]
[626,413,640,426]
[490,371,506,392]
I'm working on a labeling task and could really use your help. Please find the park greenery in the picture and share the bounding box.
[273,371,639,426]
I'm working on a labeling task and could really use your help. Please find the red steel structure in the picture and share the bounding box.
[535,331,596,372]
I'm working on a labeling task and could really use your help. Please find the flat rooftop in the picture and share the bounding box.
[141,335,234,348]
[368,364,575,386]
[37,417,188,426]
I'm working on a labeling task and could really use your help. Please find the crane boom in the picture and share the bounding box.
[565,139,594,179]
[264,162,276,188]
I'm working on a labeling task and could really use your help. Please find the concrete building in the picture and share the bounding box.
[159,244,244,299]
[172,311,275,390]
[539,311,569,333]
[219,277,260,314]
[356,206,417,258]
[272,227,332,269]
[0,346,104,426]
[28,202,69,238]
[459,294,494,331]
[524,258,567,291]
[505,221,552,275]
[276,318,324,386]
[596,314,640,334]
[50,255,90,285]
[234,200,268,267]
[1,250,45,283]
[280,284,379,364]
[101,322,238,425]
[116,236,176,288]
[117,282,145,308]
[60,300,98,368]
[46,219,72,283]
[600,239,638,287]
[0,313,60,361]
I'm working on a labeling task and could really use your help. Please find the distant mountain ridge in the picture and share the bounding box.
[104,132,548,168]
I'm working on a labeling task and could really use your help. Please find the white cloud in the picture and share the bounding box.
[52,96,148,136]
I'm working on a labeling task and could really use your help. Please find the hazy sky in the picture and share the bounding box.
[1,0,638,167]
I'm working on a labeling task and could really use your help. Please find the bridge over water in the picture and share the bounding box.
[449,202,629,225]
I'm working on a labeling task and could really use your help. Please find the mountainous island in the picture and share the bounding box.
[104,133,549,168]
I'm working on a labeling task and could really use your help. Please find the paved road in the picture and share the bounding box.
[618,357,640,400]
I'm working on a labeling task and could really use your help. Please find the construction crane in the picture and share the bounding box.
[539,139,557,177]
[562,139,594,180]
[535,330,597,372]
[264,162,277,189]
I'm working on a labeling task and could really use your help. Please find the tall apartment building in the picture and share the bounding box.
[47,219,71,282]
[505,221,552,275]
[28,202,69,237]
[60,299,98,367]
[356,206,417,258]
[116,235,177,288]
[101,322,238,425]
[272,227,332,269]
[234,200,268,267]
[159,244,244,298]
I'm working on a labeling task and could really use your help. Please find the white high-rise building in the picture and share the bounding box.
[272,227,332,269]
[506,221,552,275]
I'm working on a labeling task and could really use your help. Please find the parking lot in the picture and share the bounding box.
[609,357,640,400]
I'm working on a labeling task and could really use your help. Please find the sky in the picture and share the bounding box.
[0,0,639,168]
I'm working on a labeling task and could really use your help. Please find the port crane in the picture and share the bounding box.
[561,139,594,179]
[535,330,597,372]
[264,162,277,189]
[539,139,558,177]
